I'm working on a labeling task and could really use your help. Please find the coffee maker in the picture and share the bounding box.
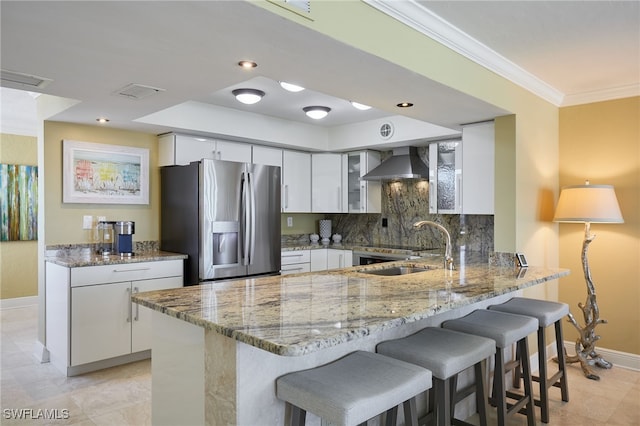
[114,221,135,256]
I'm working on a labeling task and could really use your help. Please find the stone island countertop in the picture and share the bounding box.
[132,256,569,357]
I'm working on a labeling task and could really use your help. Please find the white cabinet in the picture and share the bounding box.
[312,153,344,213]
[461,122,494,215]
[158,133,251,166]
[429,140,462,214]
[281,250,311,275]
[252,145,282,167]
[310,249,328,271]
[428,122,495,215]
[282,150,311,213]
[327,249,353,269]
[343,151,381,213]
[46,260,183,376]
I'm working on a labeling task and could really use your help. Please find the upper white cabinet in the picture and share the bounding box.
[282,150,311,213]
[252,145,282,167]
[461,122,494,215]
[158,133,251,166]
[428,121,494,215]
[343,151,381,213]
[312,153,344,213]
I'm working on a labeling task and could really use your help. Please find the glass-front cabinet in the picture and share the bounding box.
[343,151,381,213]
[428,141,462,214]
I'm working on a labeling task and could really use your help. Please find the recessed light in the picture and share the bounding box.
[303,106,331,120]
[238,60,257,69]
[397,102,413,108]
[279,81,305,92]
[350,101,371,110]
[232,88,265,105]
[96,117,110,123]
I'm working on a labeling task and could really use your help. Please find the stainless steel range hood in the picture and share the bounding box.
[361,147,429,180]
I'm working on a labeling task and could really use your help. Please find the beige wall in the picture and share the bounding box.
[559,97,640,355]
[0,133,38,299]
[44,121,160,245]
[259,2,560,266]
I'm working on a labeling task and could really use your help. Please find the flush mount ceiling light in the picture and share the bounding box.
[238,60,257,69]
[279,81,305,92]
[303,106,331,119]
[397,102,414,108]
[232,88,265,105]
[350,101,371,110]
[96,117,110,124]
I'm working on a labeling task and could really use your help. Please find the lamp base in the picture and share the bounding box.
[562,222,612,380]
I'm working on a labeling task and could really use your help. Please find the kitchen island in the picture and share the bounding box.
[132,256,568,426]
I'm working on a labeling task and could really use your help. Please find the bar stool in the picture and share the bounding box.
[488,297,570,423]
[443,309,538,426]
[377,327,495,426]
[276,350,432,426]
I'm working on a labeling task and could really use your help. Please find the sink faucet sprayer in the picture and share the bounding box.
[413,221,454,270]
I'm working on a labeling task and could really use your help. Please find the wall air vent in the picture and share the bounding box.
[1,69,52,89]
[379,122,394,140]
[113,83,165,100]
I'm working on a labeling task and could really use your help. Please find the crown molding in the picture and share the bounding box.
[562,83,640,107]
[365,0,565,106]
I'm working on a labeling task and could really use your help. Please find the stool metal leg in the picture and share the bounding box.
[288,403,306,426]
[538,326,550,422]
[403,398,419,426]
[555,320,570,402]
[474,360,489,426]
[493,348,508,426]
[519,338,536,426]
[385,405,398,426]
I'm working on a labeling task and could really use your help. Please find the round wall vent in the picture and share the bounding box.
[379,122,394,140]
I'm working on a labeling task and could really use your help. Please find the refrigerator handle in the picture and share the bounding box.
[241,172,250,266]
[248,171,257,265]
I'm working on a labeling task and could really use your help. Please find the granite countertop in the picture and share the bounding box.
[132,256,569,357]
[45,248,187,268]
[281,242,443,258]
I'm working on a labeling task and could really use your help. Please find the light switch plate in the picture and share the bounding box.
[287,217,293,227]
[82,215,93,229]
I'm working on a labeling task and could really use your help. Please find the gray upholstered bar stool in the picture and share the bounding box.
[377,327,496,426]
[443,309,538,426]
[276,350,433,426]
[488,297,570,423]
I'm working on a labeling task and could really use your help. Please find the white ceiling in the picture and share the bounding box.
[1,1,638,138]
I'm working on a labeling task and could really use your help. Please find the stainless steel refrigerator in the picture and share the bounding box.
[161,159,281,285]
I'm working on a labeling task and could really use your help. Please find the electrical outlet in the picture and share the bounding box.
[382,218,388,228]
[287,216,293,227]
[82,215,93,230]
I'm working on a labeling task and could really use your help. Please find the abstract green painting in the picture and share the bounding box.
[0,164,38,241]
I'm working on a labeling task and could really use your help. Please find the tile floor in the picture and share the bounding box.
[1,304,639,425]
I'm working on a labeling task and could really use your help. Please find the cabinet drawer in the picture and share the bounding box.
[281,250,310,265]
[281,263,311,275]
[71,260,183,287]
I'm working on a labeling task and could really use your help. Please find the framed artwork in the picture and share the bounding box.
[0,163,38,241]
[62,140,149,204]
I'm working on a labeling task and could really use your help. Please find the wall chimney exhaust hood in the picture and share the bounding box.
[362,147,429,181]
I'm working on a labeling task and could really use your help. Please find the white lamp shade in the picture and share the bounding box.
[553,184,624,223]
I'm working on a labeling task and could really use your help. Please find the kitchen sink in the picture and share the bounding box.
[359,266,432,276]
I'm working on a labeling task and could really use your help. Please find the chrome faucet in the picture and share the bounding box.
[414,220,454,270]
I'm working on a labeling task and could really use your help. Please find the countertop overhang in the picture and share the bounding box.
[132,257,569,357]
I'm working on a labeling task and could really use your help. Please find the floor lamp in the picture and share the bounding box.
[553,181,624,380]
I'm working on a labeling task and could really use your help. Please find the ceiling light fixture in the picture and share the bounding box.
[238,60,257,69]
[279,81,305,92]
[397,102,414,108]
[96,117,110,123]
[303,106,331,120]
[232,88,265,105]
[350,101,372,110]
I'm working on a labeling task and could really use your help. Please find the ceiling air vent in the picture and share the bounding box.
[1,69,52,89]
[113,83,165,100]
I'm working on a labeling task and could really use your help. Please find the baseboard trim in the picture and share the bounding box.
[0,295,38,310]
[563,341,640,372]
[33,340,50,363]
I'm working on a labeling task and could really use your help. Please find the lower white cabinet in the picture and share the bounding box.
[327,249,353,269]
[281,249,352,274]
[46,259,183,376]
